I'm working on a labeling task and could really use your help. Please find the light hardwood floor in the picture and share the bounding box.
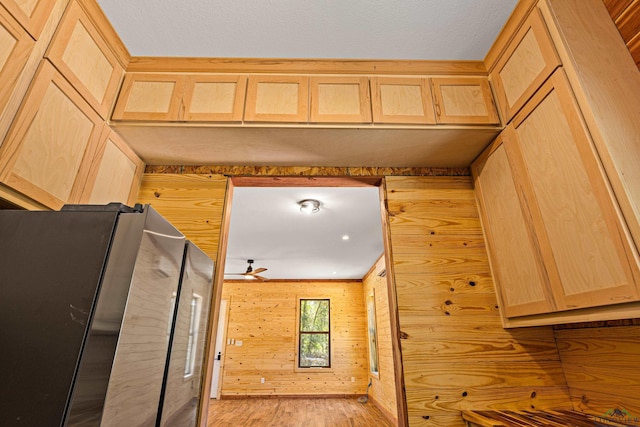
[207,397,396,427]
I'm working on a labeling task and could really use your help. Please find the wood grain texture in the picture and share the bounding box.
[207,397,395,427]
[432,78,500,125]
[0,5,34,123]
[45,0,124,119]
[490,8,561,123]
[0,60,103,209]
[554,325,640,415]
[371,77,436,125]
[384,176,571,425]
[219,281,368,396]
[0,0,67,149]
[244,75,309,122]
[541,0,640,267]
[135,173,228,262]
[127,57,487,75]
[0,0,56,39]
[363,255,398,423]
[112,73,187,121]
[182,75,247,122]
[309,76,371,123]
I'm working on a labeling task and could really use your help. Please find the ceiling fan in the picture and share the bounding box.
[225,259,268,281]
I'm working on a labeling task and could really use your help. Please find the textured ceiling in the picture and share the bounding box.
[96,0,517,60]
[224,187,384,280]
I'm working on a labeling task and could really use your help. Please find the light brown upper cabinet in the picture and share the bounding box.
[0,5,34,117]
[370,77,435,124]
[309,76,371,123]
[490,8,561,123]
[244,75,309,122]
[46,0,125,119]
[112,73,247,122]
[474,69,640,324]
[80,127,144,206]
[181,75,247,122]
[0,60,104,209]
[112,73,188,121]
[0,0,55,39]
[431,77,500,125]
[472,136,555,318]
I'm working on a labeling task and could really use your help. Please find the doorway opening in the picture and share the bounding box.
[204,176,403,425]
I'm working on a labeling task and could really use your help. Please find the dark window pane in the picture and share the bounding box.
[299,333,329,367]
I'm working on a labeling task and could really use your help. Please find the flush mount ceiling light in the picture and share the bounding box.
[298,199,320,214]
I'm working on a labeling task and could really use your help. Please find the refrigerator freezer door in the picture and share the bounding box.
[159,242,214,427]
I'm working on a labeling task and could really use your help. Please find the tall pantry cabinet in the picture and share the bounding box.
[473,0,640,327]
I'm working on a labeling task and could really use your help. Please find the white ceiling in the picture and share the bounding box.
[96,1,517,280]
[96,0,517,60]
[224,186,384,280]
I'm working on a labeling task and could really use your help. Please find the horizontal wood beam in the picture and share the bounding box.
[127,57,487,75]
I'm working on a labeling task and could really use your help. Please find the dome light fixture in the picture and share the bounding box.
[298,199,320,214]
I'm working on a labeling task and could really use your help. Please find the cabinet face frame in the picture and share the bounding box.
[491,8,561,124]
[370,77,436,124]
[473,136,557,318]
[507,70,640,312]
[80,127,144,206]
[181,75,247,122]
[1,0,55,39]
[309,76,371,123]
[112,73,188,121]
[45,0,124,119]
[431,77,500,125]
[244,75,309,122]
[0,61,104,209]
[0,5,35,117]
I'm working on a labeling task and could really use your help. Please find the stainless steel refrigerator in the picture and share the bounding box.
[0,203,213,427]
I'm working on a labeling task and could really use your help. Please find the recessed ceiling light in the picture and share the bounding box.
[298,199,320,214]
[342,235,349,240]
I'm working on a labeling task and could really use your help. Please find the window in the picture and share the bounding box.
[298,299,330,368]
[366,290,379,376]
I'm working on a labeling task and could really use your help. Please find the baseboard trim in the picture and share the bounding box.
[219,394,360,400]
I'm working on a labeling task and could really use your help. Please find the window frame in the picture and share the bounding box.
[366,289,380,378]
[295,297,333,371]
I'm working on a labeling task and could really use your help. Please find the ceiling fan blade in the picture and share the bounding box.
[251,267,267,274]
[253,275,268,281]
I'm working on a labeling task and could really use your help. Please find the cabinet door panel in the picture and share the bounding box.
[510,70,640,310]
[0,5,34,117]
[0,61,103,208]
[182,75,246,122]
[474,138,555,317]
[310,76,371,123]
[112,74,187,121]
[244,75,308,122]
[371,77,436,124]
[432,77,500,125]
[46,0,124,119]
[491,8,561,123]
[81,128,144,206]
[1,0,55,39]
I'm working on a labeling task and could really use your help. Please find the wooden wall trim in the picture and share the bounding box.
[144,165,471,177]
[126,57,487,76]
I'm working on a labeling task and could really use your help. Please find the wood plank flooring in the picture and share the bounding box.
[207,397,396,427]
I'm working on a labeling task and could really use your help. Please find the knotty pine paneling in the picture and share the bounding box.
[136,173,227,261]
[554,325,640,415]
[363,256,398,423]
[220,281,368,396]
[384,176,571,427]
[604,0,640,68]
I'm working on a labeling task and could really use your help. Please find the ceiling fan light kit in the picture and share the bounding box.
[298,199,320,214]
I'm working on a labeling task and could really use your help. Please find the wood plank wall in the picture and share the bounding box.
[553,323,640,416]
[363,255,399,423]
[219,280,369,396]
[604,0,640,68]
[384,176,572,427]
